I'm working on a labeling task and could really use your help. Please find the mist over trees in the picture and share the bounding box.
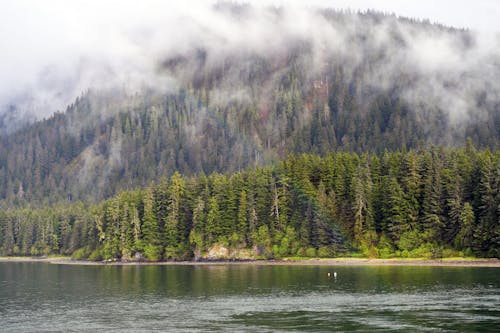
[0,6,498,259]
[0,42,498,204]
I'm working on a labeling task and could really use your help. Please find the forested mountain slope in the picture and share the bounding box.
[0,8,498,205]
[1,148,498,259]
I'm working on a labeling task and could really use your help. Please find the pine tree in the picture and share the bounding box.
[443,167,464,246]
[237,189,248,247]
[205,196,221,244]
[383,177,410,243]
[351,160,374,246]
[165,172,185,254]
[141,185,162,260]
[473,153,497,256]
[189,195,206,255]
[454,202,475,250]
[420,152,445,242]
[400,152,420,231]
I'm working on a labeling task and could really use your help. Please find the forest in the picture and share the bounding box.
[0,9,498,260]
[0,10,498,205]
[1,147,498,260]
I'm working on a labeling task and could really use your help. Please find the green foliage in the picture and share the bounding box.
[144,244,163,261]
[277,237,290,257]
[88,249,102,261]
[272,244,281,258]
[397,230,422,252]
[72,247,91,260]
[305,247,317,257]
[317,246,336,258]
[296,247,307,257]
[205,196,221,244]
[254,225,272,248]
[454,202,475,249]
[0,148,497,260]
[377,233,395,259]
[189,229,204,253]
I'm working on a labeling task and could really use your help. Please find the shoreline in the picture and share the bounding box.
[0,256,499,267]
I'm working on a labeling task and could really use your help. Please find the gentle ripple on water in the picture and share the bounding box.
[0,263,499,332]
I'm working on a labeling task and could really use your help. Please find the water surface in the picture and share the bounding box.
[0,263,498,332]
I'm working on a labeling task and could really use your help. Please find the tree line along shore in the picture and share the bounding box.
[0,147,499,261]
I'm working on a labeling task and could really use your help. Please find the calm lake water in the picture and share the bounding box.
[0,263,499,332]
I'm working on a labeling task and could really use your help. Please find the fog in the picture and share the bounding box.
[0,1,499,131]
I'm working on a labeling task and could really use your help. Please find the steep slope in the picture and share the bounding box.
[0,8,498,205]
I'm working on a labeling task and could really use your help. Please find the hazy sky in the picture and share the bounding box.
[279,0,500,32]
[0,0,498,121]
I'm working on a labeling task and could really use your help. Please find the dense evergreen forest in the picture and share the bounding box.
[1,148,498,260]
[0,10,498,205]
[0,8,498,259]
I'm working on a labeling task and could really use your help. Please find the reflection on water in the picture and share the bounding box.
[0,263,499,332]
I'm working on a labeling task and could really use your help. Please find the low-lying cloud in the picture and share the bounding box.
[0,1,499,132]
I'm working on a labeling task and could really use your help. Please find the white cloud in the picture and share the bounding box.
[0,0,498,130]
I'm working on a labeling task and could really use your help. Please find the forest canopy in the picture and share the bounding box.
[1,148,498,260]
[0,8,498,259]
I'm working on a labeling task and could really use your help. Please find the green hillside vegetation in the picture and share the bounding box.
[1,147,498,260]
[0,11,498,205]
[0,9,498,260]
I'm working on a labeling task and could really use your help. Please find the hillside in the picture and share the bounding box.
[0,8,499,206]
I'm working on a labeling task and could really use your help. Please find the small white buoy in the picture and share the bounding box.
[334,272,337,278]
[327,272,331,278]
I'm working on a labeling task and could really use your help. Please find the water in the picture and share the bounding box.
[0,263,499,332]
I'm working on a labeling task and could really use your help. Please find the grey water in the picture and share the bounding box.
[0,263,499,332]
